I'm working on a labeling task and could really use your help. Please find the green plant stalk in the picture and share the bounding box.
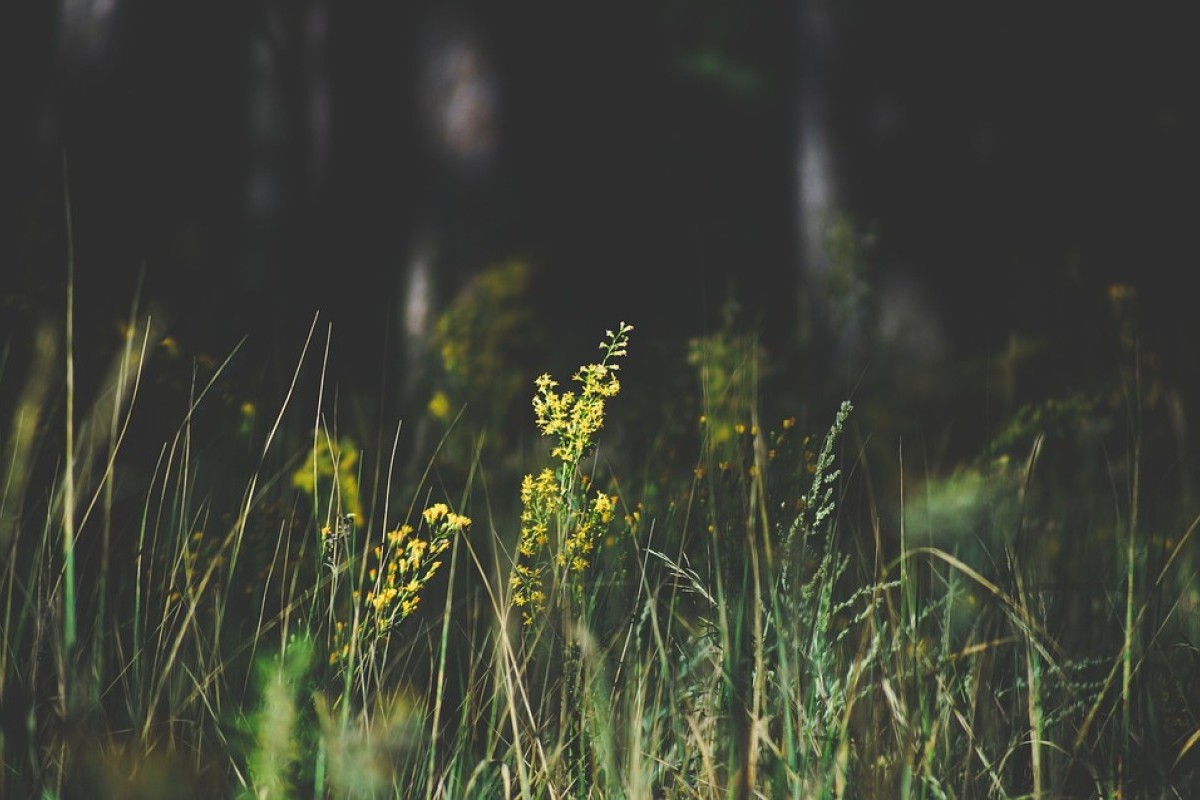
[769,576,803,800]
[1121,419,1141,790]
[61,166,77,713]
[313,734,327,799]
[424,439,478,800]
[1024,622,1044,796]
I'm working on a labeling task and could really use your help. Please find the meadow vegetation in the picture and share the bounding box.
[2,260,1199,798]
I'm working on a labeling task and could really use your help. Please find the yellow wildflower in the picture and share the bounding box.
[427,390,451,421]
[423,504,449,525]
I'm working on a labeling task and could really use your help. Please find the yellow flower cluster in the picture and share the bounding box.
[518,469,561,556]
[555,492,616,574]
[509,562,546,620]
[511,323,631,624]
[531,362,622,465]
[331,503,471,665]
[363,504,469,635]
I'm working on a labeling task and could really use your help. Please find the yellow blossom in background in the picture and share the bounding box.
[427,260,536,468]
[688,318,763,466]
[238,401,256,438]
[623,503,644,539]
[427,390,451,421]
[292,436,364,523]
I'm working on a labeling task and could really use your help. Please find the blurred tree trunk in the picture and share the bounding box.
[243,0,331,292]
[795,0,843,356]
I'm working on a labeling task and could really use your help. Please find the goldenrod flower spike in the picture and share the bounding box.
[512,323,633,623]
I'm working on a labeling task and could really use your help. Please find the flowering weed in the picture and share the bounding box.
[510,322,631,624]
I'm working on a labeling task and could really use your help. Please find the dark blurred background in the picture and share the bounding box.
[2,1,1196,412]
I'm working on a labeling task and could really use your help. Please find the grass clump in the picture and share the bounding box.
[2,277,1199,798]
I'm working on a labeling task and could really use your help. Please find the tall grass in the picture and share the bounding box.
[2,276,1198,797]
